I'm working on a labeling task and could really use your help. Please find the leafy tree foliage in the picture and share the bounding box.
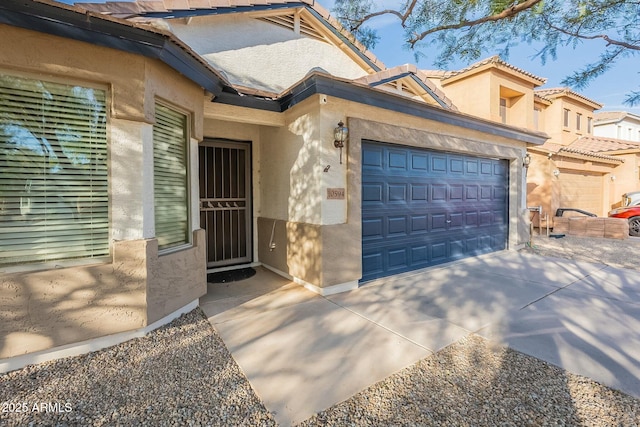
[333,0,640,105]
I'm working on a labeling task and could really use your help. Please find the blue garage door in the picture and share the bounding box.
[362,141,508,282]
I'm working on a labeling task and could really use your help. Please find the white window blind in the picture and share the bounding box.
[153,104,189,251]
[0,74,108,267]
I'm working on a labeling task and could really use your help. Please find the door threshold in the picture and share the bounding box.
[206,262,261,274]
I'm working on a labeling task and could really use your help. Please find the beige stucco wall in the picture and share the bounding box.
[0,25,206,358]
[441,72,493,121]
[1,240,147,359]
[489,70,536,129]
[541,97,596,146]
[441,69,537,129]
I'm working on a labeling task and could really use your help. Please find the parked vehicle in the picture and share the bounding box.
[608,191,640,236]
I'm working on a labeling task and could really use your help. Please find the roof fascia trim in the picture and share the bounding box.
[304,7,382,73]
[408,74,451,109]
[276,74,547,145]
[140,3,305,19]
[213,91,281,112]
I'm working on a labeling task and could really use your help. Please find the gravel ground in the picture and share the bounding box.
[2,236,639,426]
[300,335,640,427]
[0,309,276,427]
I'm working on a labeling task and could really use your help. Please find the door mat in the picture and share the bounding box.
[207,267,256,283]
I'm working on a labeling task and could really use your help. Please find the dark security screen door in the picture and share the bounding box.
[361,141,508,282]
[199,140,252,268]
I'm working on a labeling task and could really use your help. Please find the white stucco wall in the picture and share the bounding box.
[168,15,368,93]
[594,119,640,142]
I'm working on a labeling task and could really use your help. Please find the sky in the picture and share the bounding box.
[60,0,640,114]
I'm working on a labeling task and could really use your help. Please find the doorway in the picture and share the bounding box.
[199,140,252,268]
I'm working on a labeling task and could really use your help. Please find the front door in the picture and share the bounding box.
[199,140,252,268]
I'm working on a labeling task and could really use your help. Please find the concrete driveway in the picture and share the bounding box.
[200,251,640,426]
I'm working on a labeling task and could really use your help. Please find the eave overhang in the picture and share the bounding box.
[216,73,549,145]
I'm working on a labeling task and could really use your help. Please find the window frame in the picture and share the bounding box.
[576,113,582,132]
[499,98,507,124]
[152,100,192,254]
[0,70,111,272]
[563,108,570,128]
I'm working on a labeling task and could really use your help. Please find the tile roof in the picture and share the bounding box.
[441,55,547,85]
[569,136,640,153]
[353,64,457,110]
[532,137,633,163]
[534,87,602,109]
[594,110,640,123]
[557,147,623,162]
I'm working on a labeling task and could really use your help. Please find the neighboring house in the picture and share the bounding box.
[594,111,640,142]
[426,56,636,222]
[426,55,547,130]
[0,0,545,371]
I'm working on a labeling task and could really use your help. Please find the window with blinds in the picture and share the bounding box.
[0,74,109,268]
[153,103,190,251]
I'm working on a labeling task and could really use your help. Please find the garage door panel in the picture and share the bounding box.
[362,217,383,241]
[466,160,479,174]
[432,184,448,201]
[432,155,447,172]
[362,182,384,203]
[449,212,464,229]
[450,158,464,174]
[388,215,408,236]
[480,161,493,175]
[388,184,407,202]
[362,141,508,282]
[362,252,384,276]
[411,215,428,233]
[412,154,428,170]
[411,184,428,201]
[558,171,603,216]
[363,147,384,169]
[388,150,408,170]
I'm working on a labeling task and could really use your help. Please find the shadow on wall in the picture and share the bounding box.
[0,126,156,361]
[0,257,147,360]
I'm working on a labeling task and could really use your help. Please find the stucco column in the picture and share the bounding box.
[110,119,155,241]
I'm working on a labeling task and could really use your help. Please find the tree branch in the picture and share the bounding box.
[408,0,544,47]
[541,14,640,51]
[346,0,418,31]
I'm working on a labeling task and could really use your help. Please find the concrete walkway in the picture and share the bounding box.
[200,251,640,426]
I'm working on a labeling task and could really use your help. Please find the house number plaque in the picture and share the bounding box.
[327,188,345,200]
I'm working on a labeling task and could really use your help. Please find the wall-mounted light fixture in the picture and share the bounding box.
[523,152,531,168]
[553,169,560,177]
[611,175,616,181]
[334,120,348,164]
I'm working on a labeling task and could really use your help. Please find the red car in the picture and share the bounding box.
[608,191,640,237]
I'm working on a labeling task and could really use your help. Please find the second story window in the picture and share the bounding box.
[587,117,593,133]
[563,109,570,128]
[499,98,507,124]
[533,107,540,130]
[576,113,582,131]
